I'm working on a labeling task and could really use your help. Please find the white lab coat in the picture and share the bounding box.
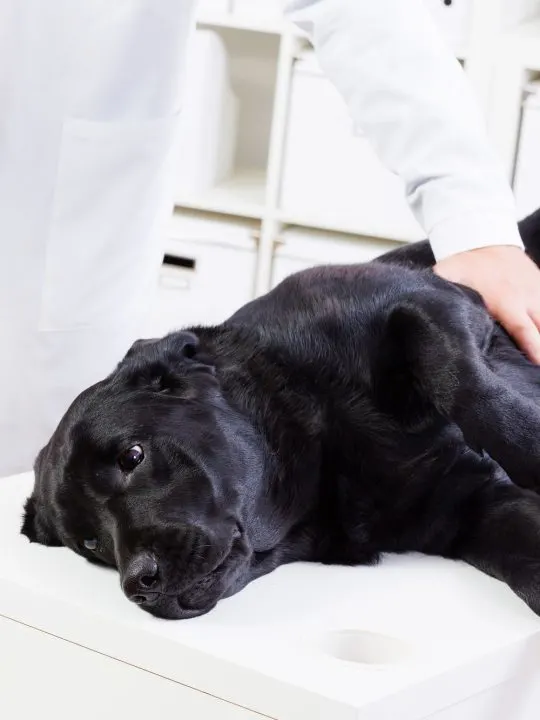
[0,0,197,475]
[0,0,522,476]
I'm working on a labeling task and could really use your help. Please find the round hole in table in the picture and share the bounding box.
[320,629,412,666]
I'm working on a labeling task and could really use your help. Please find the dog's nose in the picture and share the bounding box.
[122,552,160,605]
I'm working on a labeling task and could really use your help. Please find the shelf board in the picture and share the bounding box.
[197,12,287,36]
[197,11,468,60]
[174,169,267,220]
[278,210,423,245]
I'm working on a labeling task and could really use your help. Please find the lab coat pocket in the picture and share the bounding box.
[40,112,180,332]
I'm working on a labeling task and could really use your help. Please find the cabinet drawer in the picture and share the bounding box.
[0,616,265,720]
[146,242,256,335]
[271,229,399,288]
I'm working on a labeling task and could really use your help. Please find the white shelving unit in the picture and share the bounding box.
[490,17,540,184]
[145,0,540,333]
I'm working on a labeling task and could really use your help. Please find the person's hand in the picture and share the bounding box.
[434,246,540,364]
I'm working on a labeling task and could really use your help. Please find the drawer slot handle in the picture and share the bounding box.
[163,254,196,271]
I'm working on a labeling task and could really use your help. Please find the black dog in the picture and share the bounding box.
[22,209,540,620]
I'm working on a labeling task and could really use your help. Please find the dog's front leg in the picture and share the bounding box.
[412,448,540,617]
[452,478,540,616]
[381,297,540,492]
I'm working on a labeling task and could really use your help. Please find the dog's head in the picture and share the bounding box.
[22,331,261,619]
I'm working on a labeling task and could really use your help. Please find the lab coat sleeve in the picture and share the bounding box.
[285,0,523,260]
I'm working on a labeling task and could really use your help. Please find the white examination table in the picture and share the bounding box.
[1,473,539,720]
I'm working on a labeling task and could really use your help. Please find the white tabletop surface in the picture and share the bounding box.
[1,472,540,720]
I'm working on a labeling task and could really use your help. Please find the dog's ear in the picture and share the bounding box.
[124,331,203,364]
[375,303,456,428]
[163,331,203,364]
[121,331,216,395]
[124,337,159,359]
[21,495,61,546]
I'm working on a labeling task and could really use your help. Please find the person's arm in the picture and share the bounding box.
[285,0,540,362]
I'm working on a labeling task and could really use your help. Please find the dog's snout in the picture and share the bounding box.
[122,552,160,605]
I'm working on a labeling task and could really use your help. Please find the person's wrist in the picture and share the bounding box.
[437,244,525,264]
[428,211,524,262]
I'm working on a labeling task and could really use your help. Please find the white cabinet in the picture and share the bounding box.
[280,53,425,243]
[175,26,280,219]
[271,228,399,288]
[513,81,540,220]
[143,1,540,301]
[144,211,258,335]
[168,2,540,296]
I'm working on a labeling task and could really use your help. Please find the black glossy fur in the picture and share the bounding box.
[22,209,540,619]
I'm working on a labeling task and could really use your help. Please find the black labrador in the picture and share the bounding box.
[22,209,540,620]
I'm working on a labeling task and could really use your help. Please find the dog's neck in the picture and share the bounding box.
[198,325,325,555]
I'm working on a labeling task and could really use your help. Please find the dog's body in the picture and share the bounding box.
[23,209,540,619]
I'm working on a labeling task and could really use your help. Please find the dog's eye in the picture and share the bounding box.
[118,444,144,473]
[83,538,98,551]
